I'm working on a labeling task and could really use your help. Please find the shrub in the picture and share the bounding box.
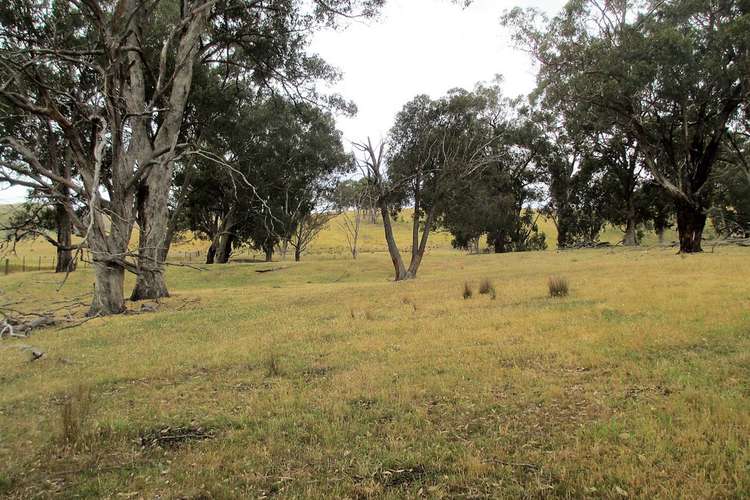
[463,282,473,299]
[479,278,496,299]
[548,276,569,297]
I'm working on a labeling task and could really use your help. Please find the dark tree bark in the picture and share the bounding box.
[264,244,273,262]
[656,227,666,245]
[676,201,706,253]
[50,130,76,273]
[294,247,301,261]
[215,233,234,264]
[206,242,217,264]
[54,204,76,273]
[555,206,573,249]
[623,212,638,246]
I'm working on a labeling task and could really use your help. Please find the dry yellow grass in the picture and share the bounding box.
[1,243,749,498]
[0,207,686,273]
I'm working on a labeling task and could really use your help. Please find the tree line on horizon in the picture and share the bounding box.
[0,0,747,315]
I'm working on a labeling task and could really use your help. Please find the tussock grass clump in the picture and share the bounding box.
[479,278,496,299]
[265,353,283,377]
[463,282,473,299]
[59,384,93,448]
[548,276,570,297]
[401,297,417,312]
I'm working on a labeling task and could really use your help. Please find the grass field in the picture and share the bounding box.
[0,204,683,271]
[1,236,749,498]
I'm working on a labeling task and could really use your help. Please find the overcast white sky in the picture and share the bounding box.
[0,0,566,203]
[310,0,566,144]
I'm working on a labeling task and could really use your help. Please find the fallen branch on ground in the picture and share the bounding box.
[256,267,289,274]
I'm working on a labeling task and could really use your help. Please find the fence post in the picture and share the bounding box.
[4,258,8,275]
[22,256,26,272]
[38,256,41,271]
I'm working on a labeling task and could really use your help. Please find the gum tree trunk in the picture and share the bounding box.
[264,244,273,262]
[379,202,408,280]
[131,167,171,301]
[89,261,126,316]
[676,201,706,253]
[215,233,234,264]
[55,205,76,273]
[206,242,217,264]
[405,209,435,279]
[623,215,638,246]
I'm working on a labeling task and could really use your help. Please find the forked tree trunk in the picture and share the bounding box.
[131,169,172,301]
[379,202,408,280]
[89,262,126,316]
[405,210,434,279]
[676,201,706,253]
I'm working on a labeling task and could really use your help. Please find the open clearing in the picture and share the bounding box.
[1,245,749,498]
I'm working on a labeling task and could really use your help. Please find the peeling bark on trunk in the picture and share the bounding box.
[131,167,172,301]
[89,262,126,316]
[676,201,706,253]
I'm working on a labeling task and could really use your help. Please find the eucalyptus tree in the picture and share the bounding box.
[712,128,750,237]
[0,114,79,272]
[591,133,646,246]
[438,90,548,253]
[240,97,350,262]
[360,87,503,281]
[0,0,383,315]
[504,0,750,252]
[181,95,349,263]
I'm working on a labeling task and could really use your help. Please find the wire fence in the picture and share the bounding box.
[0,244,445,275]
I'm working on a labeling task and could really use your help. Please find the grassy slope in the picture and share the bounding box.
[0,203,684,267]
[1,244,749,498]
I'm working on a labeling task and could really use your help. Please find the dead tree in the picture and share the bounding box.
[289,211,336,262]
